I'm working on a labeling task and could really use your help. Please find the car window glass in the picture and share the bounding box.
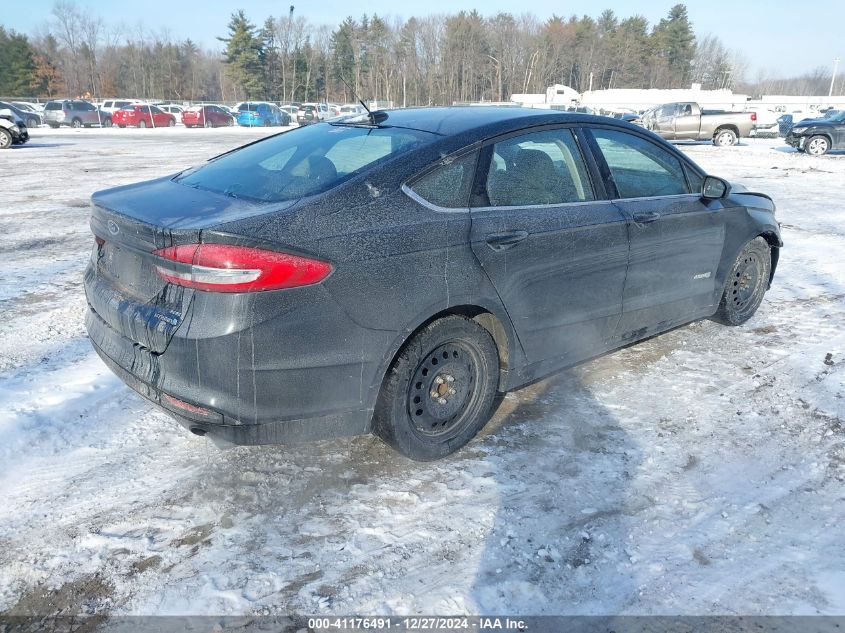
[151,106,163,114]
[485,129,594,207]
[408,151,478,209]
[45,102,62,110]
[178,124,434,202]
[81,102,95,111]
[591,128,690,198]
[684,164,705,194]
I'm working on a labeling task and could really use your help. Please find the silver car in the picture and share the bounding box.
[43,100,112,128]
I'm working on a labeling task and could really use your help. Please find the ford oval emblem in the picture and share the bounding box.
[107,220,120,235]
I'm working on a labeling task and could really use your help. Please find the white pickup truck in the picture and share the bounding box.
[641,102,756,146]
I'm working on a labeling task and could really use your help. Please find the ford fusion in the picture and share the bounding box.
[85,107,781,460]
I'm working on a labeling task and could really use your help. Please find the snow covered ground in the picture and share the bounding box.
[0,128,843,617]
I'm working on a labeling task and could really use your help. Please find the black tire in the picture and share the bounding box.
[227,117,233,127]
[0,129,12,149]
[70,118,82,129]
[26,116,39,128]
[204,119,212,128]
[712,237,771,326]
[102,117,112,128]
[168,118,175,127]
[805,135,830,156]
[713,128,737,146]
[48,123,59,129]
[373,315,499,460]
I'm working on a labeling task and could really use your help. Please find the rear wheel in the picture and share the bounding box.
[712,237,771,326]
[805,135,830,156]
[26,116,39,128]
[227,117,233,127]
[204,119,212,128]
[0,129,12,149]
[713,128,737,146]
[167,118,175,127]
[102,117,112,128]
[70,118,82,129]
[373,316,499,461]
[118,124,126,128]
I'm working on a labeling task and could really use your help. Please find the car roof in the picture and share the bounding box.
[370,106,612,136]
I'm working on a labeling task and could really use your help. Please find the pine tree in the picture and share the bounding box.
[218,10,266,99]
[652,4,696,87]
[0,27,39,96]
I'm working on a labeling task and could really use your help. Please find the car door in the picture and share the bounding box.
[585,126,727,339]
[654,105,677,139]
[469,126,629,366]
[673,103,700,140]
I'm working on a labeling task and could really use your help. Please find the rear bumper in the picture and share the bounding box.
[83,267,389,445]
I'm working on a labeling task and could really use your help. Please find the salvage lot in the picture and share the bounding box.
[0,127,843,616]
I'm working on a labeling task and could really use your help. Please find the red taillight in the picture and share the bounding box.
[751,112,757,122]
[152,244,332,293]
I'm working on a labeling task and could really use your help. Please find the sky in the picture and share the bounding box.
[6,0,842,80]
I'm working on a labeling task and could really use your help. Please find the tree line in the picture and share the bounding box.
[0,2,841,103]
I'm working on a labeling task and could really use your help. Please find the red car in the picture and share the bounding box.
[182,105,234,128]
[113,105,176,128]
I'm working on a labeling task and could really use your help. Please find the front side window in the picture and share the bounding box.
[177,123,435,202]
[408,151,478,209]
[590,128,690,199]
[484,128,595,207]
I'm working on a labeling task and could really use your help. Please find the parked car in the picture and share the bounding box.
[279,104,302,123]
[301,102,329,121]
[785,109,845,155]
[12,101,45,113]
[747,107,780,138]
[641,102,755,146]
[182,105,234,128]
[298,103,322,125]
[236,102,289,127]
[85,107,781,459]
[0,107,29,148]
[112,104,176,128]
[98,99,146,116]
[158,104,185,123]
[43,99,112,128]
[339,103,366,116]
[0,100,41,129]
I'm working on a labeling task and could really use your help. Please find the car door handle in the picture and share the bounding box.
[632,211,661,224]
[485,230,529,251]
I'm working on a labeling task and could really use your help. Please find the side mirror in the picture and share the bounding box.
[702,175,730,200]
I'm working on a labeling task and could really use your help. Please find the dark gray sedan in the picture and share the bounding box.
[84,107,781,460]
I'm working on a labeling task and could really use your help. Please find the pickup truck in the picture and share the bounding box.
[641,102,756,146]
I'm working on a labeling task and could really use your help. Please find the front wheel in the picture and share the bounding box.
[713,128,737,146]
[227,117,233,127]
[373,316,499,461]
[0,129,12,149]
[712,237,771,326]
[70,118,82,129]
[805,135,830,156]
[26,117,39,128]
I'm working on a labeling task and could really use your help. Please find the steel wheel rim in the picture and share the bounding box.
[407,341,479,438]
[730,251,764,316]
[717,131,733,146]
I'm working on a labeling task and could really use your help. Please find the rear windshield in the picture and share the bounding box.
[239,103,261,111]
[176,123,435,202]
[45,102,63,110]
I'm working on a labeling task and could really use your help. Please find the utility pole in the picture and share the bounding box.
[830,57,840,97]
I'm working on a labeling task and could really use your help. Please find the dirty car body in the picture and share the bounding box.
[85,107,781,457]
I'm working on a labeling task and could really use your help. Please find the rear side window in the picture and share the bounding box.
[484,129,594,207]
[408,151,479,209]
[45,102,62,110]
[590,128,690,198]
[177,124,435,202]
